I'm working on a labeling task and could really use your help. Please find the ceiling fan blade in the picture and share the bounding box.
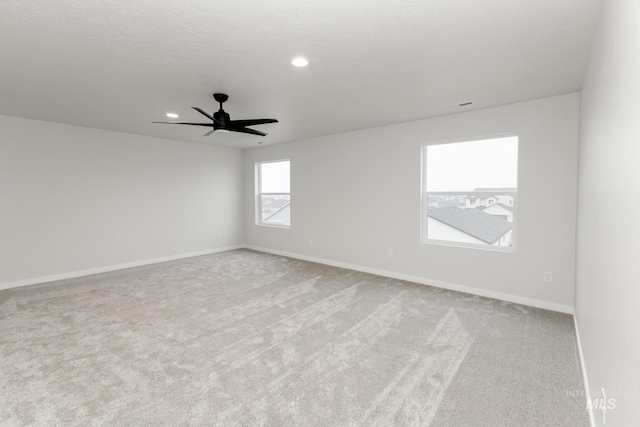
[193,107,225,126]
[191,107,213,121]
[203,129,215,137]
[229,118,278,127]
[230,127,267,137]
[152,122,214,127]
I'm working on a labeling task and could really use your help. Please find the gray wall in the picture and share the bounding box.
[0,115,244,287]
[244,93,580,312]
[576,0,640,425]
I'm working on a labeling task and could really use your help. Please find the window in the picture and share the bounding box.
[422,135,518,251]
[256,160,290,227]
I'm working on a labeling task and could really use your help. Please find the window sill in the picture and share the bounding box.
[257,223,290,229]
[422,239,516,253]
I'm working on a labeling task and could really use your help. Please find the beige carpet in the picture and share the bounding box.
[0,249,588,426]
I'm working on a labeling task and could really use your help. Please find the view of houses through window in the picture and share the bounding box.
[422,136,518,250]
[256,160,290,227]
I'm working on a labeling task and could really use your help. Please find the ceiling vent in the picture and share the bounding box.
[444,101,474,109]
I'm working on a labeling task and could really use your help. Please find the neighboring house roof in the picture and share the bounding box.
[465,194,505,200]
[263,203,290,225]
[428,207,512,244]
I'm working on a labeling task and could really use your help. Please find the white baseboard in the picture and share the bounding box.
[0,245,244,291]
[245,245,574,314]
[2,243,574,315]
[574,314,596,427]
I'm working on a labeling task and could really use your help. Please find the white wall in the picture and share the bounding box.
[576,0,640,425]
[0,115,244,287]
[244,93,580,312]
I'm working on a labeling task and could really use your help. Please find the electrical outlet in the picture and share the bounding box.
[387,249,394,258]
[216,233,221,239]
[308,239,313,246]
[543,271,553,283]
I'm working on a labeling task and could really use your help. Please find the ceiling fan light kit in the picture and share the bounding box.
[153,93,278,137]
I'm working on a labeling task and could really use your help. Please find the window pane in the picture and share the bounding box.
[426,136,518,191]
[422,136,518,251]
[260,161,290,193]
[261,195,290,226]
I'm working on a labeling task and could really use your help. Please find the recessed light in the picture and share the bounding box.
[166,113,179,118]
[291,57,309,67]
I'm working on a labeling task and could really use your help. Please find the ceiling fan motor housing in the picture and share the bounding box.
[213,110,230,129]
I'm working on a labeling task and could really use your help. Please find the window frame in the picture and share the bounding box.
[420,134,519,252]
[255,159,291,228]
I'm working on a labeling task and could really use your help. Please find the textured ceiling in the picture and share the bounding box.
[0,0,603,149]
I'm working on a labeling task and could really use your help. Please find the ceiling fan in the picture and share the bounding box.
[153,93,278,137]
